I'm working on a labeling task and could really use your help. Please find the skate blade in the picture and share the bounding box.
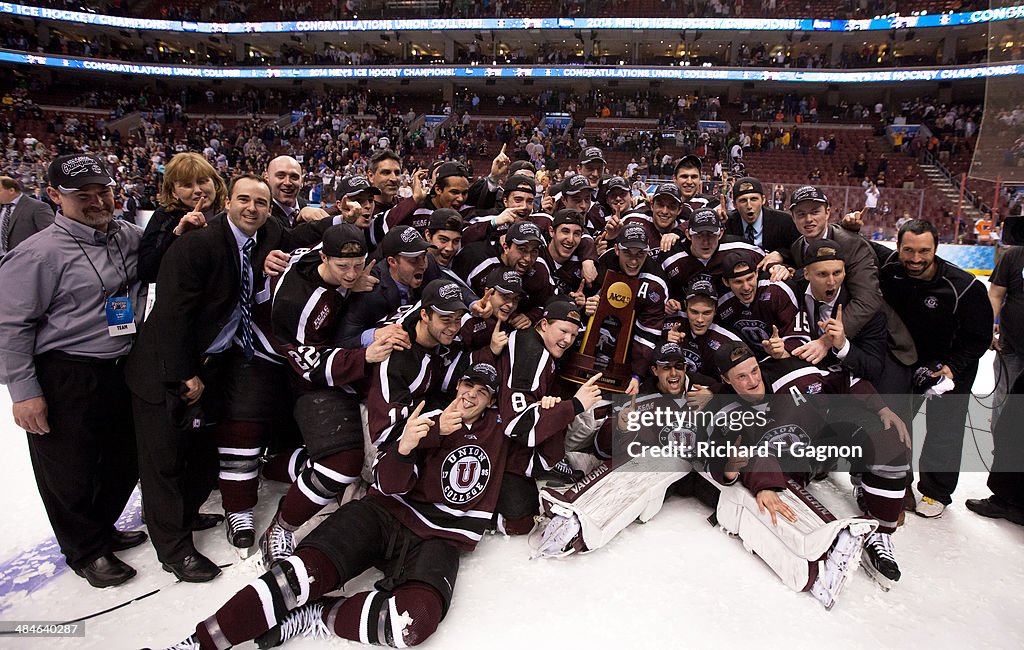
[860,560,894,592]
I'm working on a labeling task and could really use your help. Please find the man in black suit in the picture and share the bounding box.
[725,176,798,266]
[265,156,331,229]
[0,175,54,256]
[126,174,331,582]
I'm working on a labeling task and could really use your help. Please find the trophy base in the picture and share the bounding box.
[560,351,633,394]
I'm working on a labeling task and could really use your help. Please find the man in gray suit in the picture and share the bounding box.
[0,176,55,256]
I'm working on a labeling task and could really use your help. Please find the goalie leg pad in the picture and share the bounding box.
[715,478,878,593]
[535,458,691,555]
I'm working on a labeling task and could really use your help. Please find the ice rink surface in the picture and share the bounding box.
[1,294,1021,650]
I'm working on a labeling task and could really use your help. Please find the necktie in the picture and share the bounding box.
[239,239,255,360]
[745,223,756,245]
[813,300,825,337]
[0,203,13,254]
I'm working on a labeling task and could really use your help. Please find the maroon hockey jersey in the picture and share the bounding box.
[715,280,804,355]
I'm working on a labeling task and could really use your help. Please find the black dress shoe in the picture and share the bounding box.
[189,513,225,531]
[966,497,1024,525]
[74,553,137,588]
[109,528,148,552]
[162,552,222,583]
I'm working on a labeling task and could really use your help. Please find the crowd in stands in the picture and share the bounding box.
[13,0,994,21]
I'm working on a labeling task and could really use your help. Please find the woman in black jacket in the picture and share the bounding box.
[139,152,227,283]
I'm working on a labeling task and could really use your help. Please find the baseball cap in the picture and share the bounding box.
[426,208,464,233]
[509,160,537,177]
[617,223,649,250]
[789,185,830,209]
[688,208,722,234]
[506,221,545,246]
[460,362,500,394]
[381,225,436,258]
[421,279,469,315]
[48,154,116,192]
[321,224,367,258]
[503,174,536,196]
[604,176,630,194]
[484,266,525,296]
[552,208,585,229]
[802,239,844,267]
[580,147,606,165]
[563,174,593,196]
[434,161,470,183]
[673,154,703,174]
[714,341,756,376]
[653,183,683,204]
[654,341,687,365]
[543,299,584,327]
[720,252,756,279]
[732,177,764,201]
[336,175,381,199]
[686,275,719,301]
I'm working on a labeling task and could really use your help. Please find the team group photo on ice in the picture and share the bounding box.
[1,1,1023,648]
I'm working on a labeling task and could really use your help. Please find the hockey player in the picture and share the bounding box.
[370,161,470,245]
[452,221,555,327]
[605,183,686,263]
[530,341,716,558]
[540,209,596,298]
[708,342,910,605]
[161,363,508,650]
[480,300,604,533]
[584,223,668,393]
[664,275,742,381]
[661,208,764,302]
[715,252,804,357]
[252,224,401,564]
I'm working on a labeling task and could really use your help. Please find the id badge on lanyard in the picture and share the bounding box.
[105,295,136,336]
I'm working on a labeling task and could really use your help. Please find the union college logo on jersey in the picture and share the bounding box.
[440,445,491,505]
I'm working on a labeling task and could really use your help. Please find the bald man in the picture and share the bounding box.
[265,156,330,228]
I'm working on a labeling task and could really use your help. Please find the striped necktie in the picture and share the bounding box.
[239,239,255,360]
[0,203,13,254]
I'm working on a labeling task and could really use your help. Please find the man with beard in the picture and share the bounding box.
[452,221,555,327]
[879,219,992,518]
[0,154,144,588]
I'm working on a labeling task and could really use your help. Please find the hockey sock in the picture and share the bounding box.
[863,473,905,534]
[194,548,339,649]
[261,448,310,483]
[217,420,266,512]
[328,582,443,647]
[495,513,535,536]
[278,448,363,529]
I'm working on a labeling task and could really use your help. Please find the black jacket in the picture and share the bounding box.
[725,206,799,258]
[126,213,331,403]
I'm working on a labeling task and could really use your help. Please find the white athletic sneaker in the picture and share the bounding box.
[255,602,330,649]
[162,634,200,650]
[915,495,946,518]
[260,518,296,567]
[809,523,872,610]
